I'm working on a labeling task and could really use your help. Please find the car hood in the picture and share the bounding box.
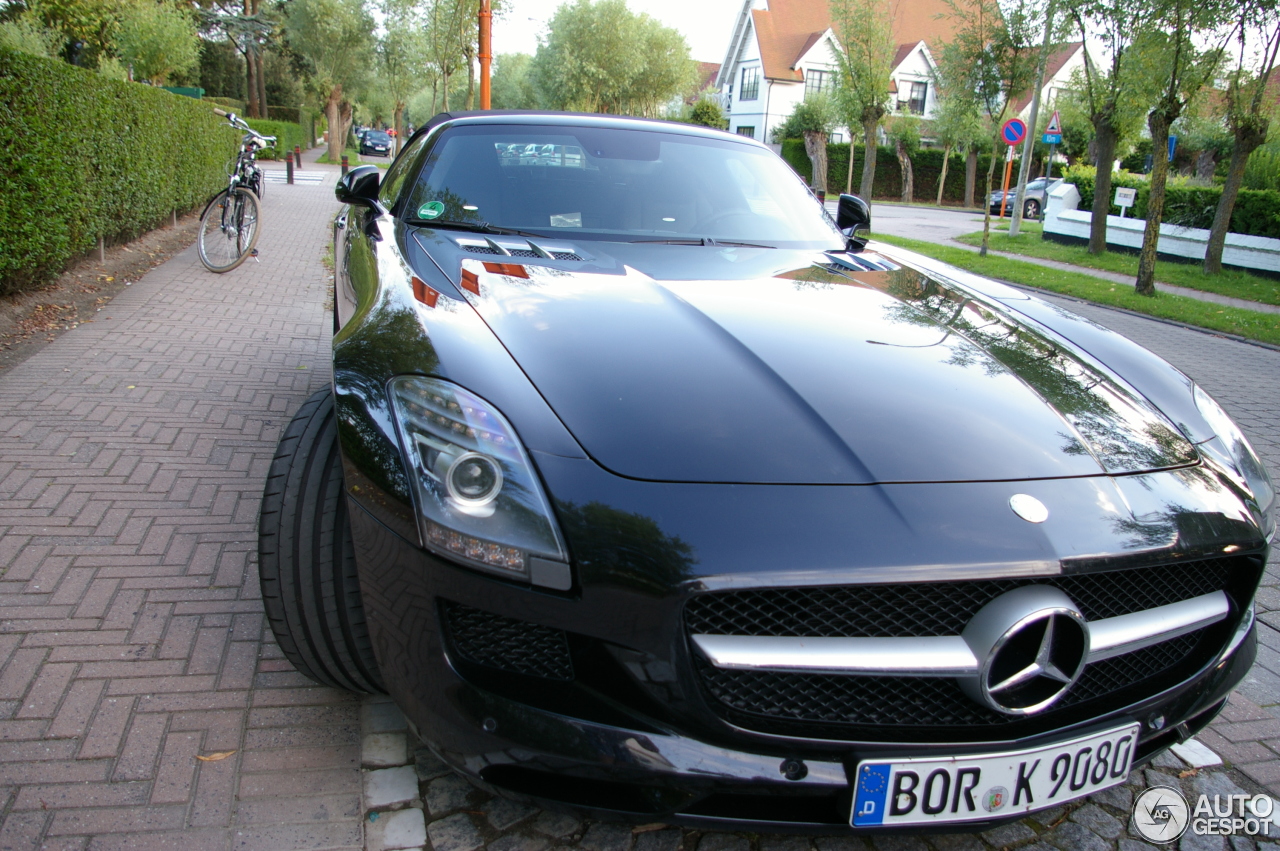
[445,245,1197,484]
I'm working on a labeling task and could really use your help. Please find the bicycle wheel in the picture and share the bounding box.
[197,187,261,273]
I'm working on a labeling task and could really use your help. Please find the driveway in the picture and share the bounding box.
[0,170,1276,851]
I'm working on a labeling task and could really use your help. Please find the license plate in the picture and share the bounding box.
[851,723,1139,827]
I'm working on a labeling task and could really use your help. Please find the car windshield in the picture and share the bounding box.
[368,132,391,143]
[402,124,844,248]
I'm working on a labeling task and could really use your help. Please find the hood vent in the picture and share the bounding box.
[455,236,583,262]
[826,252,900,273]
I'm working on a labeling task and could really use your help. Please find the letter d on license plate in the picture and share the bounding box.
[852,723,1139,827]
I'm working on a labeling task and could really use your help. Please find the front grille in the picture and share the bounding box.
[686,556,1258,740]
[685,558,1237,638]
[442,601,574,681]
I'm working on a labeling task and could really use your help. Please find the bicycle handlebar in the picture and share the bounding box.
[212,107,276,148]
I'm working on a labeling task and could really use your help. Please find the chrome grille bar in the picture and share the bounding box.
[691,591,1231,676]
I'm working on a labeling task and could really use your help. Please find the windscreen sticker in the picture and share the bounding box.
[549,212,582,228]
[418,201,446,220]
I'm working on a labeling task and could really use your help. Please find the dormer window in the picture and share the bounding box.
[805,69,833,98]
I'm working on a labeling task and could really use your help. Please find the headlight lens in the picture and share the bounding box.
[388,376,568,579]
[1194,384,1275,540]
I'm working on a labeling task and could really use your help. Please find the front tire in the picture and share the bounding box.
[197,188,260,273]
[258,389,384,693]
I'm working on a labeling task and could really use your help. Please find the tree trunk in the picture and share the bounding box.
[441,72,450,110]
[846,135,856,195]
[325,90,343,164]
[393,105,405,156]
[965,149,977,208]
[897,139,913,202]
[803,131,828,193]
[1204,120,1267,274]
[465,47,476,110]
[1195,150,1215,181]
[979,137,1000,255]
[245,42,259,118]
[859,120,878,198]
[257,51,268,118]
[1136,104,1180,296]
[1089,119,1118,255]
[936,144,952,206]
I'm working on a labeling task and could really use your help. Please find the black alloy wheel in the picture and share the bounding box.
[258,388,384,693]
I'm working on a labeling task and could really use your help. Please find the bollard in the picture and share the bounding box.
[286,152,294,184]
[98,236,105,262]
[816,189,826,204]
[295,145,302,169]
[341,155,349,176]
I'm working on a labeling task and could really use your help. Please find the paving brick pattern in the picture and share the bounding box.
[0,172,357,849]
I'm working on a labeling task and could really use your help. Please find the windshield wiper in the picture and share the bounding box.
[402,219,547,239]
[627,237,775,249]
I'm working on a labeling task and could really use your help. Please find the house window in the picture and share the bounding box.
[735,126,756,139]
[805,69,833,98]
[829,131,845,144]
[908,81,927,115]
[740,66,760,101]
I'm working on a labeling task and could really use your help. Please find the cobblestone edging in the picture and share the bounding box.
[357,694,1280,851]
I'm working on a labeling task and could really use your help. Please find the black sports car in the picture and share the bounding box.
[258,111,1273,833]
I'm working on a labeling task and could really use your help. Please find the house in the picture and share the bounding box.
[686,61,724,105]
[715,0,956,143]
[1009,43,1089,123]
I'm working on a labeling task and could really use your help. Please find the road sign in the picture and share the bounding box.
[1168,134,1178,162]
[1115,186,1137,218]
[1042,133,1062,145]
[1045,110,1062,135]
[1002,118,1027,146]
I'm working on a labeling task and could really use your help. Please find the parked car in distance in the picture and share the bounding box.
[360,129,393,157]
[989,176,1063,219]
[260,111,1272,835]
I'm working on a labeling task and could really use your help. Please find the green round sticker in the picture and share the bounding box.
[418,201,446,220]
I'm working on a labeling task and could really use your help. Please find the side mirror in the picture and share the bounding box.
[836,193,871,251]
[336,165,381,209]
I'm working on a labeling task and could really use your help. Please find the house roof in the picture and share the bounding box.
[1009,43,1085,115]
[747,0,959,82]
[686,62,723,104]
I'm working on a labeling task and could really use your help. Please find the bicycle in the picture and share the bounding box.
[198,109,276,273]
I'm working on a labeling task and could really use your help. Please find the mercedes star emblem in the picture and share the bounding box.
[959,586,1089,715]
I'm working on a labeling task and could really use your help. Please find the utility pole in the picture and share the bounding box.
[479,0,492,110]
[1009,0,1057,237]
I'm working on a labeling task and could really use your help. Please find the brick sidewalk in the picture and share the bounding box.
[0,176,360,849]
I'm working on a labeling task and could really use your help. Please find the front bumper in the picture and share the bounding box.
[348,495,1261,832]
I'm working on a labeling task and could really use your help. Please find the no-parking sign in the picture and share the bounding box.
[1002,118,1027,146]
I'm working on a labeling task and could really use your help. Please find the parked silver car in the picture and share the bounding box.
[989,177,1063,219]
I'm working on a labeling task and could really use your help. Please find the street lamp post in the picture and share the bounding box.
[479,0,492,110]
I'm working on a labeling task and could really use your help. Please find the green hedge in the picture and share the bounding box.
[781,139,996,204]
[205,96,246,115]
[267,106,319,148]
[1061,164,1280,240]
[0,48,238,295]
[245,118,306,161]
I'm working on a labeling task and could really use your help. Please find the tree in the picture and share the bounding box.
[1134,0,1234,295]
[284,0,374,163]
[0,10,61,57]
[530,0,695,117]
[932,47,987,206]
[828,0,896,197]
[491,52,536,108]
[198,2,275,117]
[380,1,426,153]
[775,96,837,191]
[423,0,471,111]
[942,0,1044,254]
[1066,0,1162,254]
[1203,0,1280,274]
[887,115,920,201]
[25,0,122,65]
[116,1,199,85]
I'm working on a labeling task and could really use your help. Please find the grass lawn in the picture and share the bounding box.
[870,233,1280,348]
[956,221,1280,307]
